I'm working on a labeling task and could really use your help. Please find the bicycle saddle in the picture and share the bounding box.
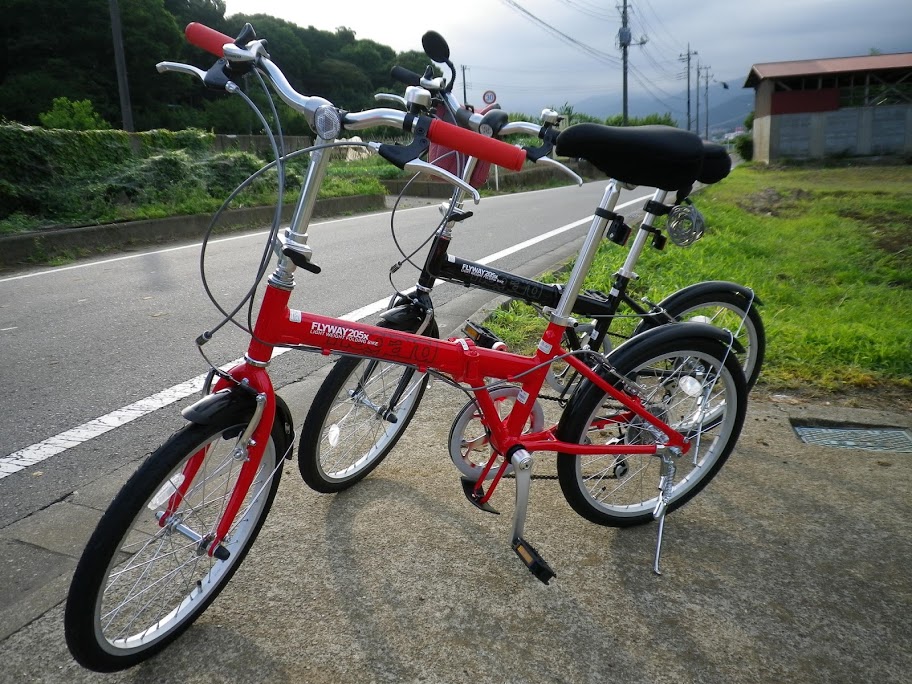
[697,142,731,184]
[555,123,703,191]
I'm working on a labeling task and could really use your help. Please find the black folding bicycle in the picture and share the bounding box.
[297,31,764,493]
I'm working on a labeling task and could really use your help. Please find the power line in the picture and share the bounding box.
[499,0,621,66]
[628,67,687,117]
[639,0,685,52]
[554,0,616,21]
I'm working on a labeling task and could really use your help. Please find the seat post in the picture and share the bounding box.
[617,189,669,280]
[551,180,621,322]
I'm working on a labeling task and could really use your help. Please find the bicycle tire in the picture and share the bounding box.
[298,319,439,493]
[65,413,286,672]
[556,332,747,527]
[634,288,765,390]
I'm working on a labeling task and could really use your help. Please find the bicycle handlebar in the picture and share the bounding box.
[427,119,525,171]
[175,22,527,173]
[390,65,422,87]
[186,22,234,57]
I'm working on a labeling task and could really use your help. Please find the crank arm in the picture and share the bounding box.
[508,448,555,584]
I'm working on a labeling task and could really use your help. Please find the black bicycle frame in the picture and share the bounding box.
[410,181,674,351]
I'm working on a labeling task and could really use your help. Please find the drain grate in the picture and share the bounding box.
[793,425,912,453]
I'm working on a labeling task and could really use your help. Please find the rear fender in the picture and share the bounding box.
[655,280,762,313]
[559,321,744,433]
[637,281,761,330]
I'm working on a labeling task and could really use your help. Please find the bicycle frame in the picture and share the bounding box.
[179,147,692,559]
[152,27,739,580]
[420,179,669,320]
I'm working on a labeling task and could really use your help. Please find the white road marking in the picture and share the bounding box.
[0,192,649,478]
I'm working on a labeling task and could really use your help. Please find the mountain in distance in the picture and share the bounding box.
[572,88,754,135]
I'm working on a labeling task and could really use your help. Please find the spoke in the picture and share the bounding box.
[104,536,200,635]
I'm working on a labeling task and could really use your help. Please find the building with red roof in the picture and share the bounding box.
[743,53,912,162]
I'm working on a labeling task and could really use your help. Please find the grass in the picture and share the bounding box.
[487,163,912,393]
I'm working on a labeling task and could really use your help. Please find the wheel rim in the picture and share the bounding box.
[94,429,277,655]
[574,349,739,519]
[317,359,425,482]
[676,302,759,384]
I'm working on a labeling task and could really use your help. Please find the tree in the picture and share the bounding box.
[744,111,754,131]
[39,97,111,130]
[0,0,184,129]
[164,0,227,33]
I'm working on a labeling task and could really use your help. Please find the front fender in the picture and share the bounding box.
[181,388,295,459]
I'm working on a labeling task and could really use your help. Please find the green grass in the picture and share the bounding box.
[487,163,912,393]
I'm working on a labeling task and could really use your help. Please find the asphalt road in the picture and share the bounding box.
[0,181,651,529]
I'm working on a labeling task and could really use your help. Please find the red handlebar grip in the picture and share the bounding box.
[427,119,526,171]
[185,22,234,57]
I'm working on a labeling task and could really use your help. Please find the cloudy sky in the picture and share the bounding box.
[222,0,912,118]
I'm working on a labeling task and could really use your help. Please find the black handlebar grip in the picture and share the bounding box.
[454,107,474,129]
[390,65,422,86]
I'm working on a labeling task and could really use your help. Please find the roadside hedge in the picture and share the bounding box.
[0,125,258,230]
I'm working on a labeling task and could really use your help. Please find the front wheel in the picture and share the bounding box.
[65,411,286,672]
[298,319,439,493]
[556,334,747,527]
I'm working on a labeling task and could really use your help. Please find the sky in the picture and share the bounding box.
[221,0,912,121]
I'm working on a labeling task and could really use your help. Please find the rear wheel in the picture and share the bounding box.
[65,412,286,672]
[556,334,747,527]
[635,289,765,390]
[298,319,439,492]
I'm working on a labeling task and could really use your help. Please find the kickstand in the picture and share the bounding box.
[652,452,676,576]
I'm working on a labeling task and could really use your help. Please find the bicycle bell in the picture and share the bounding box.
[666,201,706,247]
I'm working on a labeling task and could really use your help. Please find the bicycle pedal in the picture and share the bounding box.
[462,320,507,351]
[512,536,555,584]
[460,477,500,515]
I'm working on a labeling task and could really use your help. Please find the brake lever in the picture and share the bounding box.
[156,61,208,83]
[536,156,583,186]
[403,159,481,204]
[375,93,407,108]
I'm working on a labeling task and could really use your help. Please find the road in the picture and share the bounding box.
[0,181,652,529]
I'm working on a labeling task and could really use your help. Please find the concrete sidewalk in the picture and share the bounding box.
[1,342,910,682]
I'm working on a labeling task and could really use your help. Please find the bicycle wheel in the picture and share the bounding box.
[298,319,439,493]
[65,412,286,672]
[635,289,765,390]
[556,331,747,527]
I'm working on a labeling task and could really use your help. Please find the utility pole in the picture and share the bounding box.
[618,0,647,126]
[108,0,134,132]
[701,65,712,139]
[679,43,697,132]
[460,65,469,105]
[695,60,700,137]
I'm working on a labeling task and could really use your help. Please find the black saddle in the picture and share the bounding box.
[698,142,731,184]
[556,123,704,191]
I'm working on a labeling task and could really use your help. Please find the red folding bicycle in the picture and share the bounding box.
[65,23,747,673]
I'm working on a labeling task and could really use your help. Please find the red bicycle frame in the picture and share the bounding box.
[181,277,690,556]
